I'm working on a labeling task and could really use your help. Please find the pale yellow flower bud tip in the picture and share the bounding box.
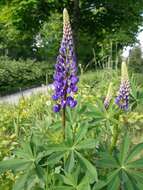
[63,8,69,23]
[107,82,113,97]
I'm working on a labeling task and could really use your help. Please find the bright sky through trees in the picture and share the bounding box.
[123,29,143,58]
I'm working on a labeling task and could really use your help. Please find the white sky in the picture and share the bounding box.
[122,30,143,58]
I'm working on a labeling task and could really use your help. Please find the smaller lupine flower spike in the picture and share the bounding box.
[104,82,113,109]
[115,61,130,110]
[52,8,78,112]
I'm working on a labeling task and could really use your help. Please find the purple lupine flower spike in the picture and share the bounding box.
[115,62,130,110]
[52,8,78,112]
[104,82,113,109]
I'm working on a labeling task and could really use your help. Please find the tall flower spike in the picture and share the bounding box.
[52,8,78,113]
[115,61,130,110]
[104,82,113,109]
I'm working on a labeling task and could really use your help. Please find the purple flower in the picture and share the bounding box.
[52,9,78,112]
[53,104,61,112]
[67,97,77,108]
[52,94,59,101]
[115,62,130,110]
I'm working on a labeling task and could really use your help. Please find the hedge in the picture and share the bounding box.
[0,57,54,95]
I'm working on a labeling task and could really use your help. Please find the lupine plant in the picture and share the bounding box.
[0,9,143,190]
[52,8,78,138]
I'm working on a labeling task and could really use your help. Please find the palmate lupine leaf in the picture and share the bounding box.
[44,123,98,180]
[0,140,48,190]
[0,142,36,173]
[45,138,98,181]
[93,169,120,190]
[95,134,143,189]
[56,168,91,190]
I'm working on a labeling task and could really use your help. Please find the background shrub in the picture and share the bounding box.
[0,57,53,95]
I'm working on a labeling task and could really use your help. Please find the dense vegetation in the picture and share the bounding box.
[0,1,143,190]
[0,69,143,190]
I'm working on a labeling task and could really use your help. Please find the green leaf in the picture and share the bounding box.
[14,142,34,160]
[128,170,143,184]
[96,152,118,168]
[66,107,73,124]
[42,152,65,166]
[65,124,73,145]
[74,125,88,145]
[107,169,120,182]
[93,180,108,190]
[60,174,76,187]
[93,169,120,190]
[35,166,45,185]
[13,173,28,190]
[78,175,91,190]
[107,175,120,190]
[46,143,70,152]
[65,151,75,173]
[78,105,87,115]
[119,134,131,165]
[53,186,74,190]
[126,143,143,163]
[75,151,98,182]
[0,159,32,172]
[76,138,97,150]
[124,171,141,190]
[122,171,136,190]
[127,159,143,169]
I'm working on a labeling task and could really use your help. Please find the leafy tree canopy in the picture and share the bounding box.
[0,0,143,61]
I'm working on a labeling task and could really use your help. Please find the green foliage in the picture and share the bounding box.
[38,12,62,59]
[0,0,143,61]
[0,70,143,190]
[129,46,143,73]
[95,134,143,190]
[0,56,53,95]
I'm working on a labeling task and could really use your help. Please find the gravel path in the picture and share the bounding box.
[0,85,53,105]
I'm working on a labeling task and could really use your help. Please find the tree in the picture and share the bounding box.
[129,45,143,73]
[0,0,143,63]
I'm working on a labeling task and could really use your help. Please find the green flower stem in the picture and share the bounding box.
[110,125,120,153]
[62,107,66,140]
